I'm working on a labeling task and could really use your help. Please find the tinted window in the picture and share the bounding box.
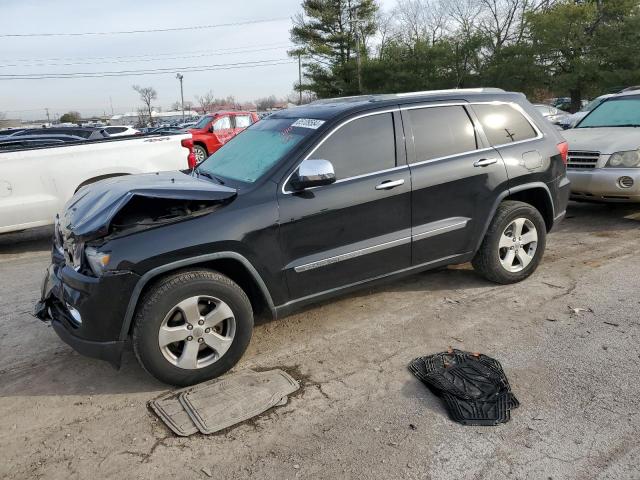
[213,116,231,131]
[106,127,126,134]
[235,115,252,128]
[309,113,396,180]
[408,106,477,162]
[474,104,537,145]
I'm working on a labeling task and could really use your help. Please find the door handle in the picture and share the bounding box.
[473,158,497,167]
[375,179,405,190]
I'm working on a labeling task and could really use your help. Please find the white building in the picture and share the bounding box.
[109,110,199,126]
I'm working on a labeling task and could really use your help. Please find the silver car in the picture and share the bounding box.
[563,91,640,202]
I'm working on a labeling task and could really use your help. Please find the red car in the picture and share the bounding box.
[189,111,259,162]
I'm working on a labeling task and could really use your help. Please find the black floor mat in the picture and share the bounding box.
[409,348,518,425]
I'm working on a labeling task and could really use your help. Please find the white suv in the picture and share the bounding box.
[563,91,640,202]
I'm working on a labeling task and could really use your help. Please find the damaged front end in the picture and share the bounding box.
[34,171,237,367]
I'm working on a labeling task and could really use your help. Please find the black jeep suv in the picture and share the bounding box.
[36,89,570,385]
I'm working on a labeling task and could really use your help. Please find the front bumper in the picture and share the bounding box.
[34,250,140,368]
[567,168,640,202]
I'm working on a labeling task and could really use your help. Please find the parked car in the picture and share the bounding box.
[103,126,140,137]
[189,111,259,162]
[534,104,571,126]
[0,133,194,234]
[559,94,614,129]
[563,91,640,202]
[12,127,109,141]
[35,88,570,386]
[0,134,86,150]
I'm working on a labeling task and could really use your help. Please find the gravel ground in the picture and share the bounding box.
[1,201,639,480]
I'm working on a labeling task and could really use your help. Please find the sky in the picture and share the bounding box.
[0,0,395,121]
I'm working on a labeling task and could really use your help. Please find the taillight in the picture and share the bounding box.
[557,141,568,164]
[181,138,196,169]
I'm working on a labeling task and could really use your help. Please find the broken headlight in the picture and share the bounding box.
[85,247,110,277]
[606,150,640,168]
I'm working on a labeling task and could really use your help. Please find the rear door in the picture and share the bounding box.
[402,103,509,265]
[232,114,253,138]
[277,110,411,300]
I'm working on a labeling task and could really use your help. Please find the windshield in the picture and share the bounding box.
[578,97,640,128]
[581,97,606,112]
[192,115,213,129]
[196,117,320,183]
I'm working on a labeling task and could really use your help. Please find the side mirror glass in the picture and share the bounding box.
[290,159,336,191]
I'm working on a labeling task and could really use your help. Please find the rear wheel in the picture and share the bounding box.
[193,145,208,163]
[472,201,547,284]
[132,269,253,386]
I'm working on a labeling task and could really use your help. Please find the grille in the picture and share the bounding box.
[567,151,600,170]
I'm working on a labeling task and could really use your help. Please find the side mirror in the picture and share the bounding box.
[209,124,215,133]
[290,159,336,191]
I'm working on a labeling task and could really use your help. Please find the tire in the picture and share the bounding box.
[132,269,253,386]
[193,144,208,163]
[472,200,547,284]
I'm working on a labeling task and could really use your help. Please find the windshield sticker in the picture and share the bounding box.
[291,118,325,130]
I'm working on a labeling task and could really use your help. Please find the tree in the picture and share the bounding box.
[527,0,640,111]
[171,100,194,111]
[195,90,215,113]
[59,111,81,123]
[290,0,379,97]
[132,85,157,126]
[255,95,279,111]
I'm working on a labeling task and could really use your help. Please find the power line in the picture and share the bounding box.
[0,42,291,64]
[0,17,289,38]
[0,59,296,80]
[0,45,293,68]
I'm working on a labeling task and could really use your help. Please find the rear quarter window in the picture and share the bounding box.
[473,104,538,146]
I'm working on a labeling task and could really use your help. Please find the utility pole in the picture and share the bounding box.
[176,73,185,122]
[298,52,303,105]
[109,96,114,115]
[45,107,50,125]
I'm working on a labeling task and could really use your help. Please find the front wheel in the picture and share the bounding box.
[193,144,208,163]
[472,201,547,284]
[132,269,253,386]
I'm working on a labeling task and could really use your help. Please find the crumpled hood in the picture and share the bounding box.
[563,127,640,154]
[62,171,237,241]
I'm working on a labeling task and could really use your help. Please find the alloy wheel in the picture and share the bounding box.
[498,217,538,273]
[158,295,236,369]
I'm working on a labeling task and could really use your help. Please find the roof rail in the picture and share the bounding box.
[395,88,505,97]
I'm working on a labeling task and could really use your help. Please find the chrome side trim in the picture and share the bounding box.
[292,235,411,273]
[279,252,470,310]
[412,217,470,240]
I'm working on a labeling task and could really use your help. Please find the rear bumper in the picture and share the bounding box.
[567,169,640,203]
[34,250,140,368]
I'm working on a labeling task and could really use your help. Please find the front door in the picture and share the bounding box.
[401,104,509,265]
[277,110,411,300]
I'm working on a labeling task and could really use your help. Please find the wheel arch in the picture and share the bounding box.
[474,182,555,253]
[119,252,276,341]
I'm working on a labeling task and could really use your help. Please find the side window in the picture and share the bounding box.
[213,116,231,131]
[235,115,252,128]
[408,106,477,163]
[474,104,537,146]
[309,113,396,180]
